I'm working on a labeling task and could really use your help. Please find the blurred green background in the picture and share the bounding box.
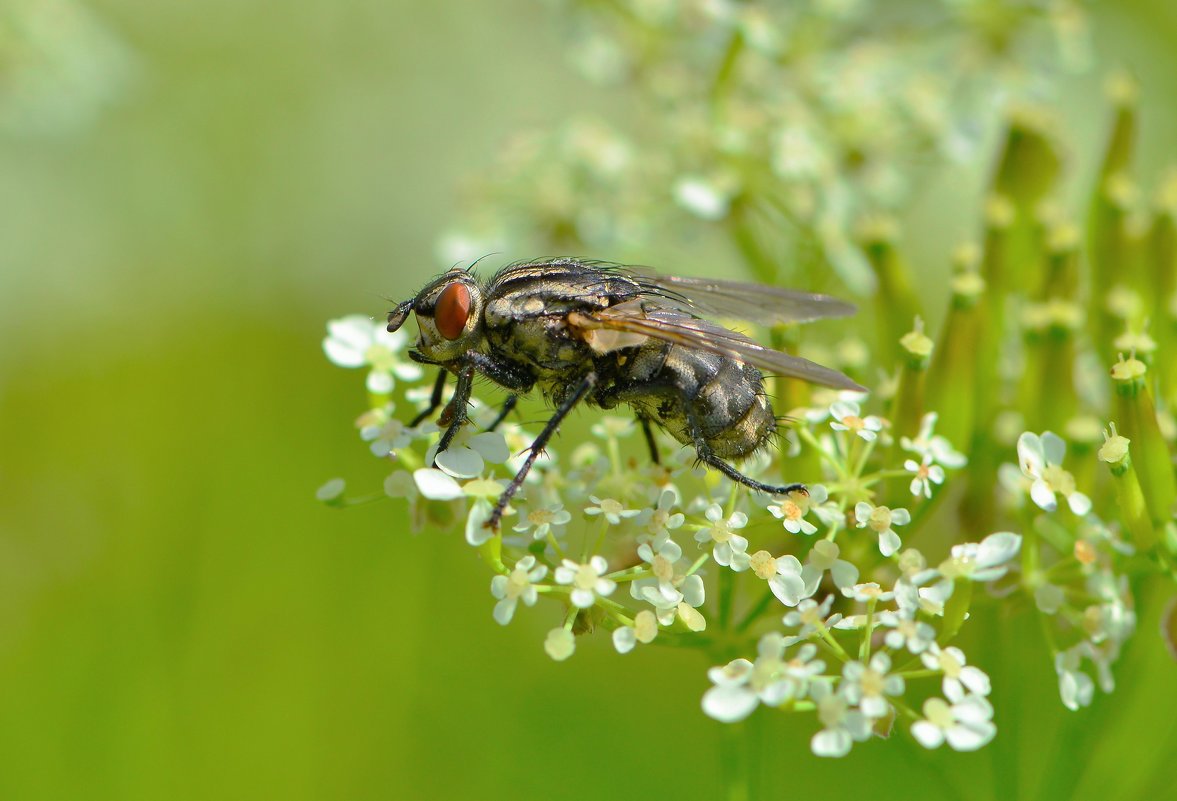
[3,1,1177,799]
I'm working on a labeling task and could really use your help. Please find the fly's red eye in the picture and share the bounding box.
[436,282,471,340]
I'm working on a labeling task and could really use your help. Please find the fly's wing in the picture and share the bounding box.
[569,303,865,391]
[622,267,855,325]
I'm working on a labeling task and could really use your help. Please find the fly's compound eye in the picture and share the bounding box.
[435,282,472,340]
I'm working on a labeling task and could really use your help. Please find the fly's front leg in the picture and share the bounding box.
[684,401,805,496]
[434,351,534,463]
[410,370,448,428]
[486,372,597,531]
[434,363,476,458]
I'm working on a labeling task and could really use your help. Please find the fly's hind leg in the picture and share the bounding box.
[637,414,661,465]
[683,403,805,497]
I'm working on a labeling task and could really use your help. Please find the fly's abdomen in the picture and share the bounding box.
[652,345,775,459]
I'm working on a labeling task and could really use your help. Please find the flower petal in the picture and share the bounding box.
[702,685,760,723]
[413,468,463,500]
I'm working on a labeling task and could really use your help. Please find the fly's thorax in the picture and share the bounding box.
[409,270,485,363]
[485,312,597,377]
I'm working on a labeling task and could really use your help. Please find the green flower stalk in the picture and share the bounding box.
[1088,73,1141,364]
[1150,172,1177,397]
[962,197,1015,536]
[1098,425,1157,552]
[1019,224,1082,431]
[861,216,922,366]
[928,247,984,451]
[974,195,1015,421]
[891,317,933,448]
[1110,355,1177,526]
[992,110,1063,214]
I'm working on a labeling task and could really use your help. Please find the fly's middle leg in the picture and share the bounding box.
[683,400,805,497]
[637,414,661,465]
[410,370,448,428]
[486,394,519,432]
[487,371,598,531]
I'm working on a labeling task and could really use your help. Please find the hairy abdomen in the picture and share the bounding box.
[617,342,776,459]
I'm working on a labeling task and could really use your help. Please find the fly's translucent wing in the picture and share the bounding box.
[623,267,856,325]
[569,304,865,391]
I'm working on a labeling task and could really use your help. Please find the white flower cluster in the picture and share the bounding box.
[999,430,1138,711]
[317,316,1097,757]
[701,530,1018,757]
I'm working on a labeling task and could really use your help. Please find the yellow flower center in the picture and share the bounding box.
[869,506,893,532]
[573,564,599,590]
[750,550,777,580]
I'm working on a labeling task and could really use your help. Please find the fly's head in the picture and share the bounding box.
[387,268,485,364]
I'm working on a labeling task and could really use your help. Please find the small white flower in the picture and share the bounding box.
[489,556,548,625]
[781,643,826,700]
[1016,431,1092,515]
[323,315,422,393]
[315,477,346,503]
[702,659,760,723]
[383,470,416,500]
[637,538,687,604]
[854,501,911,557]
[829,400,884,442]
[674,175,731,221]
[428,429,511,479]
[893,577,955,617]
[413,468,464,500]
[901,412,967,468]
[701,634,800,723]
[614,609,660,653]
[584,495,642,525]
[783,595,841,638]
[513,503,572,541]
[357,404,416,457]
[753,553,812,607]
[636,489,686,539]
[1055,645,1096,711]
[911,695,996,751]
[767,486,829,536]
[544,628,575,661]
[939,531,1022,582]
[802,540,859,591]
[631,549,707,629]
[843,582,895,603]
[841,652,905,719]
[696,504,751,571]
[922,644,991,699]
[464,498,496,546]
[555,556,617,608]
[905,454,946,498]
[810,682,872,757]
[878,610,936,654]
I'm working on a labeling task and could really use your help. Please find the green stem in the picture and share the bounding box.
[735,588,778,634]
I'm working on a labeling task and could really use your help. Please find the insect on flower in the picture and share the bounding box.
[385,258,863,530]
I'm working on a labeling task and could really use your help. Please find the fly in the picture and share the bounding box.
[385,258,864,530]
